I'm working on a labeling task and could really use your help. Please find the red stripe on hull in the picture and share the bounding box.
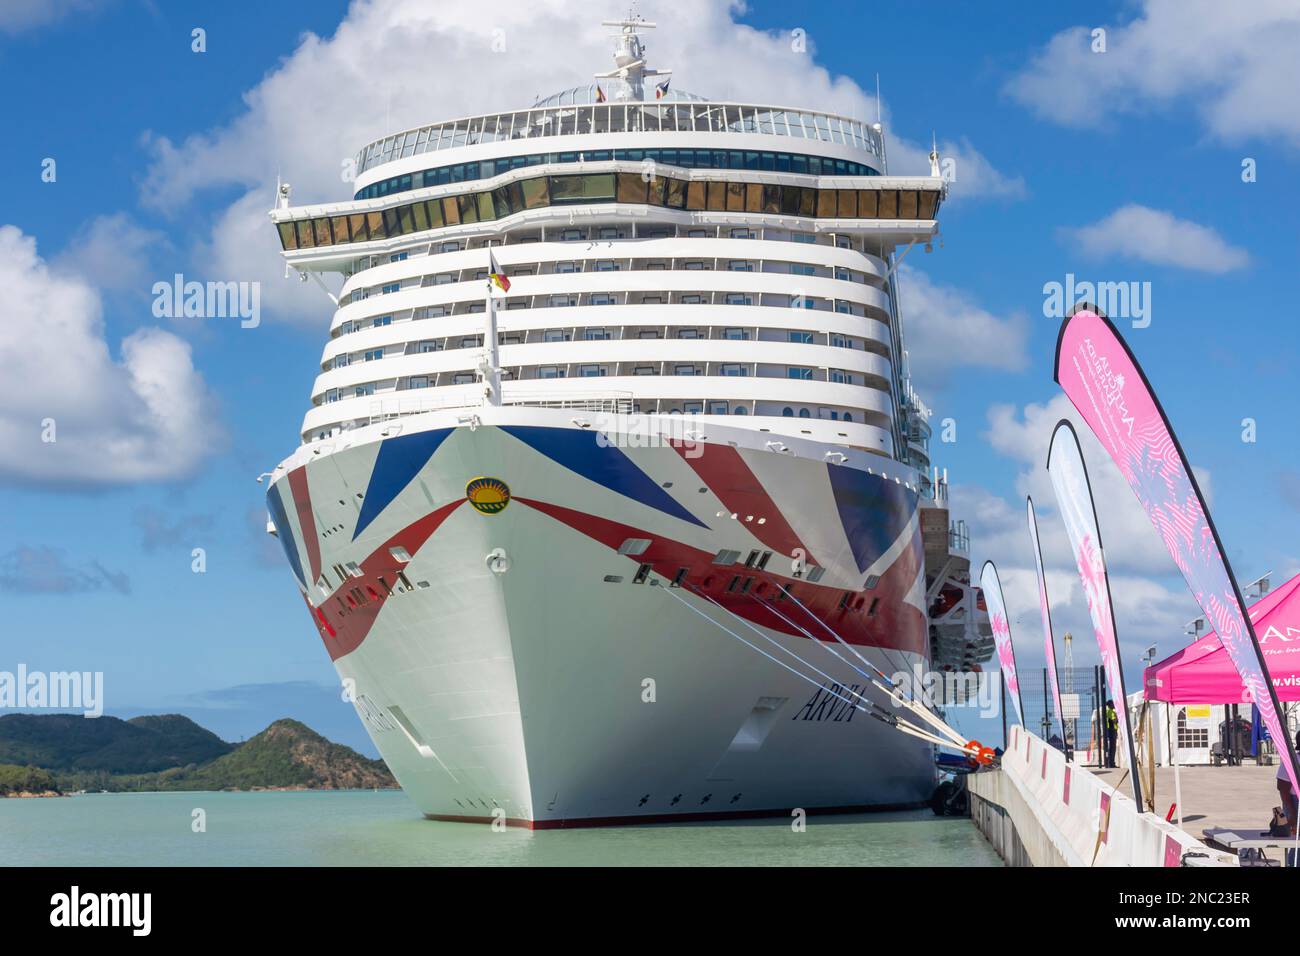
[516,497,925,655]
[427,800,927,829]
[287,466,323,587]
[309,499,465,660]
[672,442,815,563]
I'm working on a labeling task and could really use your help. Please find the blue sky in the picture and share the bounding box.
[2,0,1297,754]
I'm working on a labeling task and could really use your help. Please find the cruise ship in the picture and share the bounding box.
[263,18,991,827]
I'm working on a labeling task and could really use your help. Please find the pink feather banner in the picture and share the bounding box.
[1054,308,1300,795]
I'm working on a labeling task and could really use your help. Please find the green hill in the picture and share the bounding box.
[0,713,397,793]
[149,718,395,791]
[0,764,60,796]
[0,713,233,773]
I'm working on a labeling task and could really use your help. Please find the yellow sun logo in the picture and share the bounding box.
[465,477,511,515]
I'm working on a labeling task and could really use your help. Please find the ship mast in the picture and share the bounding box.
[595,14,671,101]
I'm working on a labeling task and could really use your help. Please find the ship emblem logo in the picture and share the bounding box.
[466,477,510,515]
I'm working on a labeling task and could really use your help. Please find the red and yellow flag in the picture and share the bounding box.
[487,250,510,293]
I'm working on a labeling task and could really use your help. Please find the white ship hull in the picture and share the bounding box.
[267,407,936,826]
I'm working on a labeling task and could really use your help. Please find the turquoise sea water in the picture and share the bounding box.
[0,791,1001,866]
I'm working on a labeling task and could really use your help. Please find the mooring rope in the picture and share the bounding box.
[661,584,973,753]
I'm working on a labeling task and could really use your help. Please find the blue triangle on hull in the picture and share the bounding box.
[352,429,453,541]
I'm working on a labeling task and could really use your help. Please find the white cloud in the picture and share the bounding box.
[52,212,168,294]
[1061,204,1250,274]
[894,264,1029,394]
[886,134,1027,201]
[1004,0,1300,147]
[140,0,1021,325]
[0,546,130,596]
[0,0,105,33]
[950,392,1222,667]
[0,225,220,488]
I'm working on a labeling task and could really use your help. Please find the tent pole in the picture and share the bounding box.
[1174,746,1183,829]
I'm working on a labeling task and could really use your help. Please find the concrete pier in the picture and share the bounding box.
[967,727,1236,867]
[1090,763,1285,838]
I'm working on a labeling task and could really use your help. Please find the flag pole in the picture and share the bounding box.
[483,247,502,407]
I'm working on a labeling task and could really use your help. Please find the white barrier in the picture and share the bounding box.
[968,726,1235,867]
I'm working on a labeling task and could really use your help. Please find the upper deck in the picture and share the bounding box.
[354,99,886,186]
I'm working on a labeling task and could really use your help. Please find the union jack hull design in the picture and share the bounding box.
[267,408,934,827]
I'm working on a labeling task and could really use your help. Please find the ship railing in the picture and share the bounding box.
[354,388,635,427]
[948,520,970,554]
[356,101,884,175]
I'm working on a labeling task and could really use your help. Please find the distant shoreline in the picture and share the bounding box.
[2,786,403,799]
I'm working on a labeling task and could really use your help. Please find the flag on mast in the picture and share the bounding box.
[654,78,670,99]
[595,85,607,103]
[979,561,1025,730]
[1047,420,1143,807]
[1027,496,1067,744]
[1054,306,1300,796]
[487,249,510,293]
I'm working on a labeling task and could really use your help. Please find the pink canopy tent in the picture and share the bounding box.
[1145,571,1300,704]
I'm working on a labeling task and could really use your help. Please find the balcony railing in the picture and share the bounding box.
[356,101,885,176]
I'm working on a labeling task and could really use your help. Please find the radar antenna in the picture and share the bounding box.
[594,15,672,101]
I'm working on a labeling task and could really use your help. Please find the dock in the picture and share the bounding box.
[1088,763,1283,836]
[967,727,1238,866]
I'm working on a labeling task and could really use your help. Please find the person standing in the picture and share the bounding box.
[1104,700,1119,769]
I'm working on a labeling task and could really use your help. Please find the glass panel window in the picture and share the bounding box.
[674,365,698,376]
[578,365,606,377]
[722,328,749,340]
[685,180,707,210]
[538,366,566,379]
[408,376,430,389]
[633,366,656,375]
[354,383,375,397]
[787,367,813,380]
[616,173,647,204]
[542,329,570,342]
[706,181,727,211]
[721,364,749,376]
[726,182,746,212]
